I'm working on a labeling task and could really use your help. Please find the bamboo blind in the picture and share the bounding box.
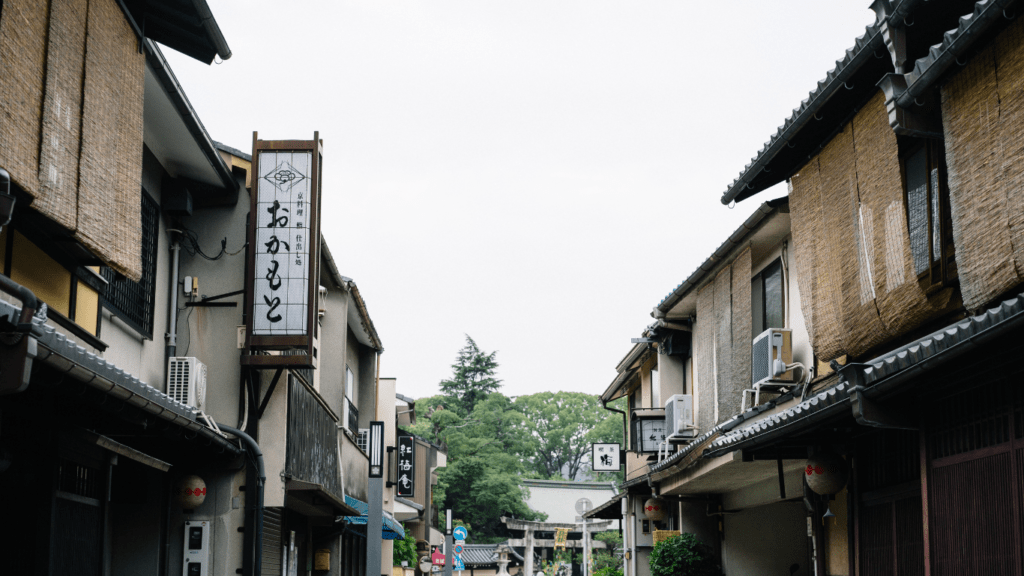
[790,92,954,362]
[729,248,752,417]
[0,0,145,281]
[942,15,1024,311]
[36,0,89,232]
[77,0,144,281]
[0,0,48,196]
[695,283,716,433]
[854,92,952,334]
[714,268,734,422]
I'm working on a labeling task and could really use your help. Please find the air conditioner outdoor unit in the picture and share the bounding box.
[664,394,696,439]
[752,328,795,387]
[745,328,795,411]
[167,357,207,411]
[357,429,370,454]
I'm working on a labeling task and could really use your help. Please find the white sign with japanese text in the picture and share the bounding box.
[397,435,415,497]
[592,443,621,472]
[253,151,312,335]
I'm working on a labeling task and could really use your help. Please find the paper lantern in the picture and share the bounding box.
[176,475,207,510]
[643,497,668,522]
[805,452,848,495]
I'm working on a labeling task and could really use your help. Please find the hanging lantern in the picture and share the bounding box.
[643,497,668,522]
[175,475,207,510]
[804,452,848,495]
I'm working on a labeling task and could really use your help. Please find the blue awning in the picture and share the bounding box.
[342,495,406,540]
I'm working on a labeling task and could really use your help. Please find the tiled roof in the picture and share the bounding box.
[0,298,236,452]
[899,0,1014,107]
[720,25,882,204]
[654,200,781,313]
[704,292,1024,457]
[461,544,524,566]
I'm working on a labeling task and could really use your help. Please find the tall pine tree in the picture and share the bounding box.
[439,335,501,415]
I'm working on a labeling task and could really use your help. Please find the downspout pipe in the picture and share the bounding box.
[165,230,181,370]
[220,423,265,576]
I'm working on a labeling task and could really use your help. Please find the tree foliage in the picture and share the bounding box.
[392,526,418,568]
[414,337,626,542]
[439,336,501,415]
[649,533,720,576]
[514,392,624,480]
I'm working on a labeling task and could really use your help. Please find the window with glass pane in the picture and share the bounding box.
[752,258,785,337]
[901,139,955,289]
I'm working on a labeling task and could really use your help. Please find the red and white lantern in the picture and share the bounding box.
[176,475,208,510]
[804,452,848,495]
[643,497,668,522]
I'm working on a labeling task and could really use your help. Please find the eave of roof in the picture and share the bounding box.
[720,25,883,204]
[118,0,231,64]
[653,199,786,315]
[144,41,237,198]
[720,0,1001,206]
[0,298,240,455]
[898,0,1015,108]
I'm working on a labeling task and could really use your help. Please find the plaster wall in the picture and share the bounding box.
[175,181,250,427]
[319,284,351,415]
[165,467,247,576]
[260,368,290,507]
[721,501,808,576]
[657,353,685,407]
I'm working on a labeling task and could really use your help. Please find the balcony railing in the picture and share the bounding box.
[286,376,343,501]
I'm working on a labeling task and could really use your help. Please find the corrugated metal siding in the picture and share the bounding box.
[262,507,284,576]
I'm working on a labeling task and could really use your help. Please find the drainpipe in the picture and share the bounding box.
[165,230,181,372]
[220,423,265,576]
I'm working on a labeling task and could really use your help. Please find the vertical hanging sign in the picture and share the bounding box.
[244,133,323,367]
[396,435,415,497]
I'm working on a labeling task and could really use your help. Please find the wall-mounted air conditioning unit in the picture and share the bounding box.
[745,328,795,411]
[357,428,370,454]
[664,394,696,438]
[752,328,794,387]
[167,357,207,411]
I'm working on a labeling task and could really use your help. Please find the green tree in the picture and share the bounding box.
[514,392,624,480]
[392,526,418,568]
[439,336,501,415]
[592,531,623,575]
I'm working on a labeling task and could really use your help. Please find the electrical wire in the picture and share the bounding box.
[178,226,246,260]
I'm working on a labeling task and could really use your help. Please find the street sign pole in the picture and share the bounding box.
[444,510,454,576]
[367,422,386,576]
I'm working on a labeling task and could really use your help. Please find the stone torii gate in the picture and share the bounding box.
[500,517,611,576]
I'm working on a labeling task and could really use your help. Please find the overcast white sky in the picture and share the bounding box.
[165,1,877,401]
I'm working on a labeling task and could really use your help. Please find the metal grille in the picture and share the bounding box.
[56,459,102,499]
[101,191,158,336]
[262,507,283,576]
[859,502,894,575]
[52,497,102,576]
